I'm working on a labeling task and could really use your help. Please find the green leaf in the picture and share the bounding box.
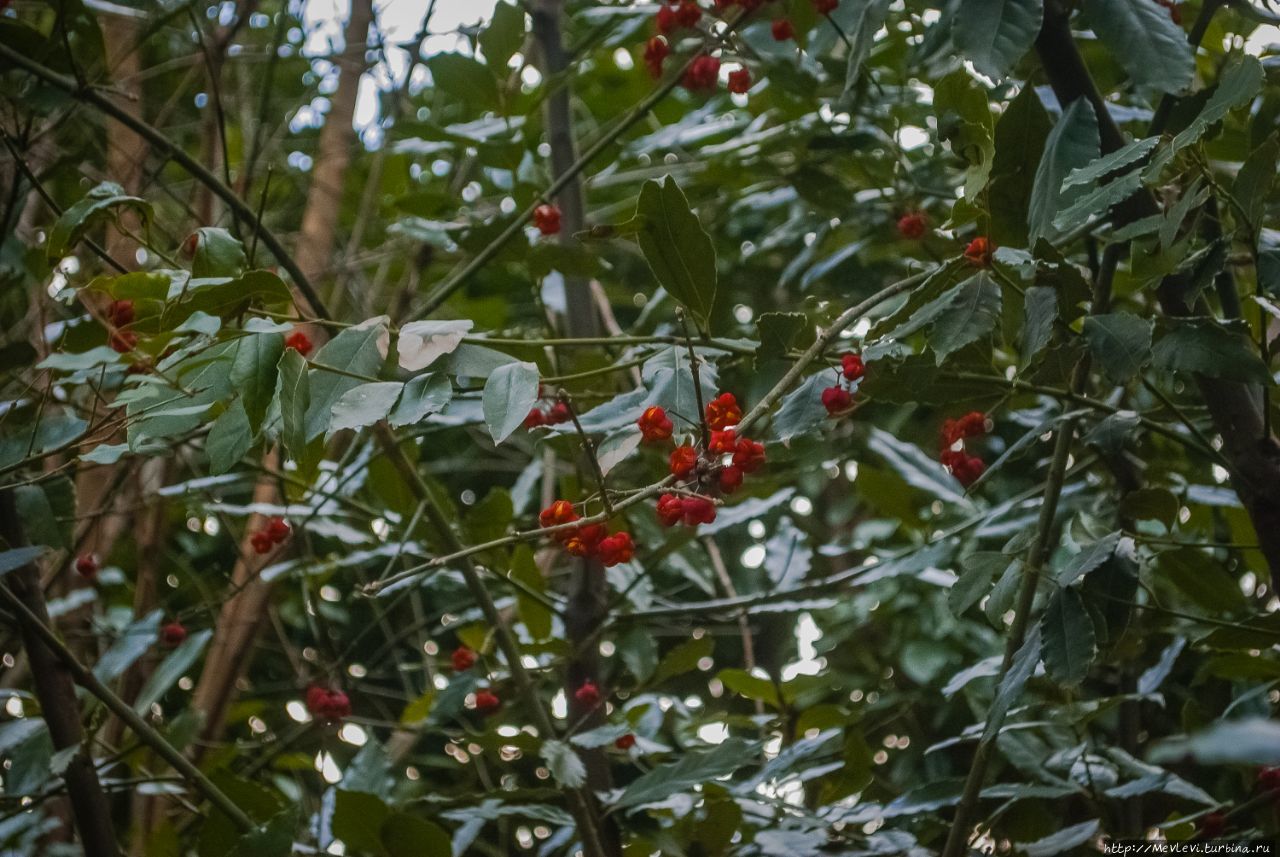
[717,668,782,708]
[277,348,311,465]
[511,545,551,641]
[950,553,1009,616]
[650,635,714,686]
[380,813,451,857]
[1149,718,1280,766]
[230,332,284,432]
[1157,547,1249,613]
[397,320,472,371]
[1018,819,1101,857]
[989,85,1052,247]
[479,1,524,72]
[46,181,151,260]
[206,403,254,475]
[1028,98,1099,246]
[388,373,452,427]
[1120,488,1178,529]
[1057,531,1123,586]
[1020,285,1058,366]
[14,478,72,551]
[1082,0,1193,94]
[756,312,807,358]
[306,320,388,440]
[1040,586,1096,685]
[93,610,161,683]
[866,427,973,507]
[332,789,391,856]
[613,738,755,810]
[1064,136,1159,189]
[1232,135,1278,234]
[635,177,718,331]
[1151,318,1271,383]
[934,71,995,202]
[930,272,1001,364]
[1081,312,1153,384]
[952,0,1042,81]
[330,382,404,435]
[540,739,587,789]
[227,809,297,857]
[426,54,498,108]
[188,227,247,278]
[133,630,213,713]
[842,0,890,90]
[983,624,1040,741]
[0,546,45,577]
[171,271,292,323]
[1052,169,1144,234]
[1166,55,1265,155]
[771,373,831,443]
[481,360,540,445]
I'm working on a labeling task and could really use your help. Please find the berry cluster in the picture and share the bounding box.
[284,329,312,355]
[75,552,100,580]
[897,211,928,240]
[525,388,572,429]
[642,0,842,91]
[533,204,561,236]
[539,500,636,567]
[574,680,602,707]
[963,236,993,268]
[939,411,987,487]
[249,516,291,555]
[305,685,352,722]
[653,393,766,527]
[473,689,501,714]
[451,645,477,671]
[160,621,187,646]
[107,299,137,353]
[822,352,866,416]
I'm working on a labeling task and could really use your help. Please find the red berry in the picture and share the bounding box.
[181,233,199,258]
[637,406,674,443]
[963,236,993,268]
[727,68,751,94]
[160,622,187,646]
[615,733,636,750]
[670,444,699,479]
[546,401,572,424]
[250,531,274,555]
[306,685,351,722]
[682,55,720,91]
[942,450,985,487]
[74,553,100,579]
[266,516,290,543]
[540,500,580,532]
[841,353,866,382]
[705,393,742,431]
[771,19,794,40]
[524,407,547,429]
[656,493,685,527]
[655,4,678,33]
[718,465,744,493]
[896,212,928,240]
[474,689,501,714]
[812,0,838,12]
[644,36,670,78]
[708,429,737,455]
[451,646,477,672]
[596,532,635,567]
[284,330,313,356]
[1258,767,1280,791]
[675,0,701,27]
[533,204,562,236]
[732,438,766,473]
[681,496,717,526]
[574,681,602,706]
[109,330,138,353]
[821,385,852,416]
[108,299,135,327]
[1198,811,1227,837]
[564,523,607,557]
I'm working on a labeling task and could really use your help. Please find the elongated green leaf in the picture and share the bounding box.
[133,629,212,713]
[306,320,388,440]
[230,332,284,432]
[1151,318,1271,383]
[953,0,1042,81]
[482,361,540,444]
[1057,531,1123,586]
[1040,586,1096,685]
[330,382,404,435]
[1021,285,1058,366]
[949,553,1010,616]
[635,177,718,331]
[1150,718,1280,766]
[1082,0,1193,94]
[1157,547,1249,613]
[188,227,247,278]
[1051,169,1144,234]
[380,813,451,857]
[1028,98,1099,245]
[843,0,890,90]
[540,739,587,789]
[1064,136,1159,188]
[47,181,151,259]
[388,373,452,427]
[0,546,45,577]
[206,402,254,475]
[930,272,1001,363]
[1167,55,1264,155]
[1019,819,1101,857]
[868,427,973,506]
[613,738,755,810]
[1082,312,1153,384]
[983,624,1040,741]
[479,1,524,71]
[278,348,311,463]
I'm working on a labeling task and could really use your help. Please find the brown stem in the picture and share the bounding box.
[0,491,120,857]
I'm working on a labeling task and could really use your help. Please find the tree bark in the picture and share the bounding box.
[0,491,120,857]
